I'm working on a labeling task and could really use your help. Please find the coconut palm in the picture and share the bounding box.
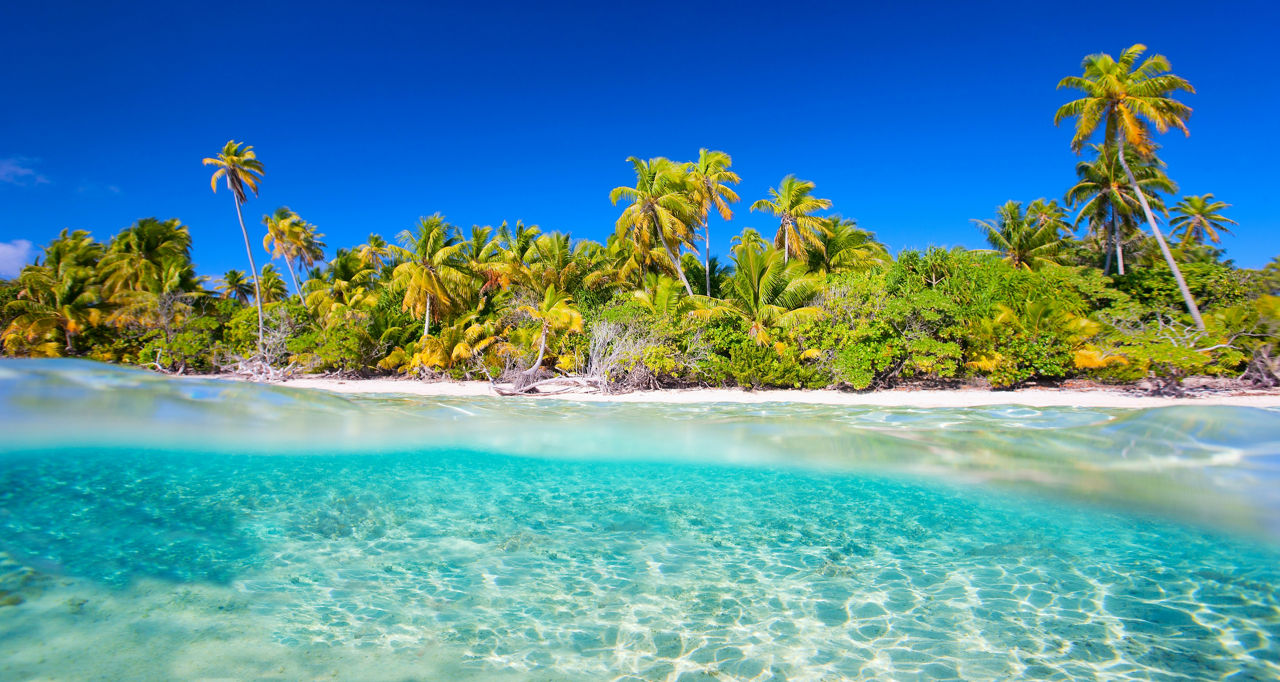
[973,200,1068,271]
[2,230,103,355]
[1055,44,1204,328]
[519,284,583,379]
[806,215,889,273]
[99,217,198,296]
[750,176,832,263]
[688,149,741,295]
[610,156,700,296]
[204,140,267,350]
[257,264,288,304]
[391,214,470,337]
[1064,143,1177,274]
[1170,194,1236,246]
[356,234,393,271]
[217,269,254,303]
[692,237,824,343]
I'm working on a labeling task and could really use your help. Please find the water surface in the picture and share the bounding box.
[1,360,1277,680]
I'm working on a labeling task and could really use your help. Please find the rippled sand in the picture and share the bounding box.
[3,451,1278,680]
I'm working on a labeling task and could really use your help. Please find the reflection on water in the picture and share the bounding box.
[0,359,1277,680]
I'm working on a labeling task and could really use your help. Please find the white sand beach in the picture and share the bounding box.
[206,375,1280,409]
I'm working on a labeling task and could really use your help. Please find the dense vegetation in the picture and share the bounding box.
[3,45,1278,392]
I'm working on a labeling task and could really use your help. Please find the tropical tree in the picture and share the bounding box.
[99,218,198,296]
[356,234,393,271]
[391,214,469,337]
[263,207,326,295]
[2,230,103,355]
[217,269,254,303]
[257,264,288,304]
[518,284,583,380]
[1064,143,1176,274]
[1055,44,1204,328]
[973,200,1068,270]
[610,157,699,296]
[633,273,694,317]
[806,215,889,273]
[750,176,832,263]
[1170,194,1236,246]
[204,140,267,351]
[692,237,824,342]
[688,149,741,295]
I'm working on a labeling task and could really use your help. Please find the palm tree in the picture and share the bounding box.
[391,214,469,337]
[217,269,254,303]
[257,264,288,304]
[99,217,198,296]
[750,176,832,263]
[806,215,889,273]
[2,230,103,355]
[356,234,393,271]
[692,237,824,343]
[262,207,304,294]
[518,284,583,380]
[973,200,1068,271]
[204,140,267,350]
[1064,143,1176,274]
[1055,44,1204,329]
[1170,194,1236,246]
[610,156,699,296]
[688,149,741,295]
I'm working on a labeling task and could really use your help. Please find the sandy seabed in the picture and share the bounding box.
[201,375,1280,409]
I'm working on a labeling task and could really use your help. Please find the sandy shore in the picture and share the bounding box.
[203,375,1280,409]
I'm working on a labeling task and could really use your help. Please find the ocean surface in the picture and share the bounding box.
[1,359,1278,680]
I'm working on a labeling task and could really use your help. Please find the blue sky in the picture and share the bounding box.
[1,1,1277,281]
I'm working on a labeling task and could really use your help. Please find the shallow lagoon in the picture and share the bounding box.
[1,360,1278,680]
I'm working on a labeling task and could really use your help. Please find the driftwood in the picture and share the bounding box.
[222,355,299,383]
[491,376,607,396]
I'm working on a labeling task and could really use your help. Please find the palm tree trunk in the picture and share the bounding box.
[1102,210,1114,275]
[703,220,712,296]
[1114,136,1205,331]
[523,323,548,377]
[285,255,302,299]
[233,198,265,355]
[423,295,431,338]
[783,221,790,264]
[661,235,695,297]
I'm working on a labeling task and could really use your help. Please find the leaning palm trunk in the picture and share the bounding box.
[233,198,265,355]
[703,221,712,296]
[284,255,302,299]
[660,234,695,297]
[1114,136,1204,330]
[423,295,431,338]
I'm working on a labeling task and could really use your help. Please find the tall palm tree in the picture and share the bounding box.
[610,157,699,296]
[262,207,305,295]
[973,200,1067,271]
[806,215,889,273]
[1170,194,1236,246]
[1055,44,1204,329]
[217,269,254,303]
[1064,143,1176,274]
[356,234,393,271]
[750,175,832,263]
[204,140,267,350]
[391,214,469,337]
[688,149,741,295]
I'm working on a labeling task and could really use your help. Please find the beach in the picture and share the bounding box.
[200,375,1280,409]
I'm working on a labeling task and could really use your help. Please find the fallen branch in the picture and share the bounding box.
[491,376,606,396]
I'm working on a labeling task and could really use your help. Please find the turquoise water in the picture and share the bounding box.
[1,361,1278,680]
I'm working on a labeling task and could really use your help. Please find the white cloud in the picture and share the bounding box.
[0,157,50,186]
[0,239,34,278]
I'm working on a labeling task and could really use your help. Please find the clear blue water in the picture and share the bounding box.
[1,360,1278,680]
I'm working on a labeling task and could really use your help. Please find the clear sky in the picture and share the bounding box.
[1,0,1277,281]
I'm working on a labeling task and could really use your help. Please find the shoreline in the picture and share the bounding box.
[194,375,1280,409]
